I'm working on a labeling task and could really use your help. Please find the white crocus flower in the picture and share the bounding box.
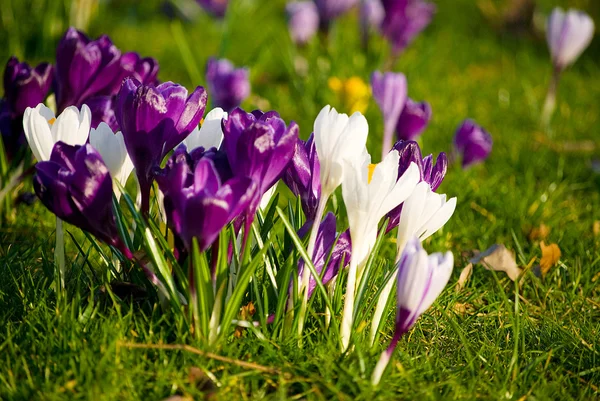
[547,8,595,71]
[339,149,420,351]
[23,103,91,162]
[181,107,226,151]
[370,181,456,345]
[89,122,134,197]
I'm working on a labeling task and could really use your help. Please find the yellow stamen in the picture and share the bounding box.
[48,117,56,125]
[368,164,377,183]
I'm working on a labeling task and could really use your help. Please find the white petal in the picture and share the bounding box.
[23,105,53,161]
[377,162,419,220]
[416,251,454,315]
[397,181,429,250]
[419,197,457,240]
[52,105,89,145]
[259,183,277,211]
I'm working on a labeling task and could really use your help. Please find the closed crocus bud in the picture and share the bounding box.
[196,0,228,18]
[313,0,358,24]
[89,122,134,196]
[392,140,446,191]
[1,57,53,157]
[372,237,453,385]
[453,119,492,168]
[115,78,207,215]
[33,142,132,258]
[380,0,436,56]
[23,103,91,162]
[286,2,320,45]
[55,27,122,112]
[283,134,321,221]
[396,98,431,141]
[206,58,250,112]
[547,8,595,72]
[371,71,407,158]
[298,212,351,298]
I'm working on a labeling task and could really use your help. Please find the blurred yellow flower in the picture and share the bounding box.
[328,76,370,114]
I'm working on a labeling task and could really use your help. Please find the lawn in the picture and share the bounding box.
[1,0,599,399]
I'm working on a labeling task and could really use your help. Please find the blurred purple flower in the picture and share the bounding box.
[286,2,320,45]
[298,212,351,298]
[386,140,447,230]
[396,98,431,141]
[196,0,228,18]
[371,71,407,158]
[380,0,436,56]
[33,142,132,258]
[453,119,492,168]
[283,134,321,221]
[115,78,207,214]
[547,8,595,72]
[313,0,358,24]
[361,0,385,30]
[206,58,250,112]
[1,57,53,157]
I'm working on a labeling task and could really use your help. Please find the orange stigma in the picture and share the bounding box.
[368,164,377,183]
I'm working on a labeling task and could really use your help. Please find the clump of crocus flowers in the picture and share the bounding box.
[4,26,459,386]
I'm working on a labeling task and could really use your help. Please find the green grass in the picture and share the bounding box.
[1,0,600,399]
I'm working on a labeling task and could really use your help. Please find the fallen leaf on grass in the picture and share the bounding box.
[470,244,522,281]
[529,224,550,241]
[455,263,473,291]
[234,302,256,338]
[593,221,600,237]
[540,242,561,277]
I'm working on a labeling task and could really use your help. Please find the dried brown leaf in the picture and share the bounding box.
[540,242,561,277]
[455,263,473,292]
[529,224,550,241]
[470,244,522,281]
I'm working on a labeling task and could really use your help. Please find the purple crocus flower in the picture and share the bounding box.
[283,134,321,221]
[86,96,118,131]
[313,0,358,25]
[33,142,132,258]
[286,2,320,45]
[298,212,351,298]
[396,98,431,141]
[380,0,436,56]
[1,57,53,157]
[206,58,250,112]
[115,78,207,215]
[453,119,492,168]
[546,8,595,72]
[158,151,257,251]
[371,237,453,385]
[371,71,407,159]
[196,0,228,18]
[54,28,122,112]
[222,108,299,218]
[386,140,447,230]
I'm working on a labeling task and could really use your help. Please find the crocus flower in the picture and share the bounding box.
[157,151,257,251]
[380,0,436,56]
[372,238,453,385]
[386,140,447,230]
[547,8,595,72]
[370,181,455,344]
[542,8,594,125]
[313,0,358,26]
[298,212,351,298]
[371,71,407,158]
[286,2,320,45]
[115,78,207,215]
[1,57,53,157]
[396,98,431,141]
[181,107,226,152]
[328,77,370,114]
[222,108,298,218]
[453,119,492,168]
[54,28,122,112]
[340,148,419,350]
[360,0,385,44]
[89,122,134,196]
[196,0,228,18]
[283,134,321,221]
[33,142,132,257]
[313,105,369,198]
[23,103,91,162]
[206,58,250,112]
[86,96,118,132]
